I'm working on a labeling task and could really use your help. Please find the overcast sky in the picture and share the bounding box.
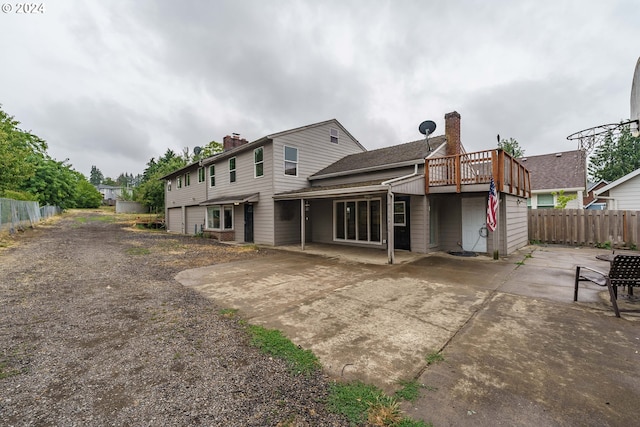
[1,0,639,179]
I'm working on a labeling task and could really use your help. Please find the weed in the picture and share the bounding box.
[515,261,525,266]
[525,253,533,259]
[219,308,239,318]
[394,379,422,402]
[126,247,151,255]
[247,325,320,376]
[425,352,444,365]
[327,381,432,426]
[0,360,23,379]
[631,243,638,251]
[595,241,612,250]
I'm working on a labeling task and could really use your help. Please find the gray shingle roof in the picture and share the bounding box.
[520,150,586,190]
[311,135,445,178]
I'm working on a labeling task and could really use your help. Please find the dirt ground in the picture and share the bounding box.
[0,210,350,426]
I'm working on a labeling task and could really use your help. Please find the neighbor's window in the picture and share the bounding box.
[229,157,236,183]
[177,176,182,189]
[284,146,298,176]
[330,128,339,144]
[393,201,406,226]
[334,198,382,243]
[184,172,190,187]
[209,165,215,187]
[537,194,554,209]
[198,167,205,183]
[254,147,264,178]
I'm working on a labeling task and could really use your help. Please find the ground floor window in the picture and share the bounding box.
[334,198,381,243]
[206,205,233,230]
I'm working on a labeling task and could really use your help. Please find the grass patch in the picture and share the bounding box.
[328,381,432,426]
[126,247,151,255]
[425,352,444,365]
[247,325,320,376]
[394,379,422,402]
[0,360,23,379]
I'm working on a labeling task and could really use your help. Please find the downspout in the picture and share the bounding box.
[381,164,420,264]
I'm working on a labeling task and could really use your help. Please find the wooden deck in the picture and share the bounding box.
[425,149,531,197]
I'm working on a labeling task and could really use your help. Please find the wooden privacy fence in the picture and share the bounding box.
[528,209,640,248]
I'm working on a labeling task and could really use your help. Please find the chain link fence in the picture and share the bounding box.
[0,198,62,233]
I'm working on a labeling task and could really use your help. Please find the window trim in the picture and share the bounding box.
[205,204,234,231]
[254,147,264,178]
[330,127,339,144]
[333,198,383,245]
[209,165,215,187]
[167,179,172,192]
[229,157,237,183]
[393,201,406,226]
[284,145,298,177]
[177,176,182,189]
[184,172,190,187]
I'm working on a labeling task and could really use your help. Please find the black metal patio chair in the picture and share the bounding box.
[574,254,640,317]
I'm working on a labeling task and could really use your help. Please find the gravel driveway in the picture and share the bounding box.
[0,211,350,426]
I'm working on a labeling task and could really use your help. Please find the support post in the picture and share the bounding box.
[387,189,395,264]
[301,198,306,250]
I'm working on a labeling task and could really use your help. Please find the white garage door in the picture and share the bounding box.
[167,208,183,233]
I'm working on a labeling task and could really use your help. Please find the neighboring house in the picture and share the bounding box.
[97,185,124,205]
[583,180,609,210]
[593,168,640,210]
[519,150,586,209]
[162,113,531,262]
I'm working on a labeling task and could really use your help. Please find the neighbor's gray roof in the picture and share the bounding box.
[520,150,586,190]
[311,135,445,178]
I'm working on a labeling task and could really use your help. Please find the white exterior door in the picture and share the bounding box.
[461,198,487,252]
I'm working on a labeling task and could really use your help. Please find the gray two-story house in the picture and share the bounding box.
[162,114,531,263]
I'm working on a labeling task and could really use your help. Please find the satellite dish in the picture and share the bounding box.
[193,146,202,156]
[418,120,437,136]
[631,57,640,136]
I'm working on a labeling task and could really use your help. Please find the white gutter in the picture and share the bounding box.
[381,164,420,264]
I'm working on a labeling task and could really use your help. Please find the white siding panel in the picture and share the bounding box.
[610,177,640,210]
[234,205,245,243]
[311,199,333,244]
[437,195,462,251]
[274,200,301,245]
[166,166,206,207]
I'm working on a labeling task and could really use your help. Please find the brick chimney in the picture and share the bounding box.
[223,133,249,151]
[444,111,461,156]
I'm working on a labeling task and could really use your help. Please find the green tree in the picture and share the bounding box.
[74,174,103,208]
[89,165,103,186]
[498,137,525,158]
[552,190,577,209]
[102,177,118,186]
[22,157,78,209]
[588,125,640,182]
[198,140,223,159]
[135,149,186,212]
[0,105,48,194]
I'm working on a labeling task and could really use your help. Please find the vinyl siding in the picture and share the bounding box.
[436,194,462,252]
[274,200,301,245]
[503,194,528,254]
[272,122,365,194]
[609,177,640,210]
[410,195,428,253]
[165,166,206,207]
[206,144,276,245]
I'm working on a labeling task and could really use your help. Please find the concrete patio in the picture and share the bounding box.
[176,244,640,426]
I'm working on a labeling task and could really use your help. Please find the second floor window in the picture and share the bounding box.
[177,176,182,189]
[254,147,264,177]
[330,128,339,144]
[284,146,298,176]
[198,167,205,183]
[184,172,190,187]
[229,158,236,183]
[209,165,215,187]
[167,180,172,191]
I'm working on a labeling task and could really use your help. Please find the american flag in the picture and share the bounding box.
[487,177,498,232]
